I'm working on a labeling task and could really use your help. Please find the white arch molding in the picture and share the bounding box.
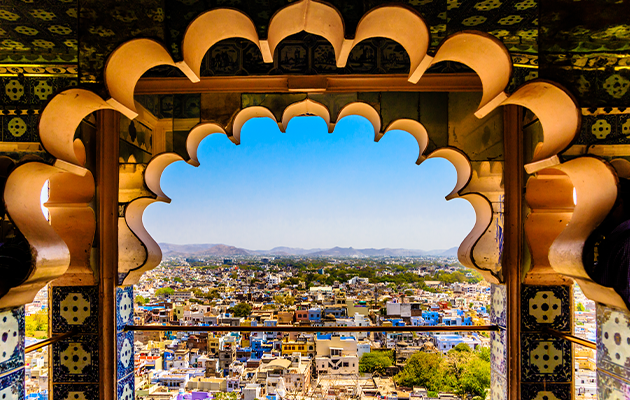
[0,2,591,308]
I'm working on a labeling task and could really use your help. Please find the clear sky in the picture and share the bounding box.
[143,116,475,251]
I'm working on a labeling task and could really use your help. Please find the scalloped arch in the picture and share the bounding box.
[1,3,588,305]
[186,123,229,167]
[145,153,186,203]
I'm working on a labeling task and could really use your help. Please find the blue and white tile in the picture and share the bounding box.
[52,334,99,383]
[597,303,630,381]
[522,285,571,332]
[0,306,24,374]
[116,331,134,380]
[597,369,630,400]
[52,383,99,400]
[0,367,25,400]
[490,369,507,400]
[521,333,572,382]
[521,383,571,400]
[491,284,506,327]
[52,286,98,334]
[491,329,507,376]
[117,372,134,400]
[116,286,133,333]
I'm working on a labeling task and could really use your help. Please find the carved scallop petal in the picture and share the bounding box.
[105,39,197,119]
[431,32,511,118]
[2,162,71,308]
[426,147,472,200]
[381,119,429,165]
[281,98,331,133]
[186,123,229,167]
[231,106,278,145]
[336,102,381,140]
[502,81,580,174]
[340,6,430,82]
[267,0,345,64]
[182,9,265,78]
[145,153,186,203]
[40,89,114,166]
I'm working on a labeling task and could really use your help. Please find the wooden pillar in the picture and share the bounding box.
[97,110,119,400]
[503,105,523,400]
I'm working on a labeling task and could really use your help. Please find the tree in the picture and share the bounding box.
[577,302,586,312]
[25,310,48,339]
[359,351,393,374]
[135,295,148,305]
[456,355,490,398]
[394,352,450,392]
[173,277,183,283]
[155,287,174,297]
[451,343,472,353]
[229,303,252,318]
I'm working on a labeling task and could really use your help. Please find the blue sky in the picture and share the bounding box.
[143,116,475,251]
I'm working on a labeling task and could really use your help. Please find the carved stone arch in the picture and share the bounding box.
[0,2,591,306]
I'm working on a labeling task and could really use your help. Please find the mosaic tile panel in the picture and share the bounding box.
[52,334,99,383]
[521,332,572,383]
[596,303,630,381]
[51,286,98,334]
[597,370,630,400]
[117,371,134,400]
[521,383,571,400]
[52,383,99,400]
[490,369,507,400]
[116,331,134,380]
[491,329,507,377]
[116,286,133,333]
[521,285,571,332]
[0,306,24,375]
[491,283,507,327]
[0,367,25,400]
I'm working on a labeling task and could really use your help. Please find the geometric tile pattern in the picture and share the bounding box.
[116,331,134,380]
[0,306,24,375]
[52,334,99,383]
[597,303,630,382]
[490,368,507,400]
[521,332,572,383]
[521,383,571,400]
[51,286,99,334]
[575,111,630,147]
[491,329,507,377]
[117,371,134,400]
[0,367,25,400]
[597,369,630,400]
[116,286,135,396]
[116,286,133,333]
[52,383,99,400]
[491,283,507,327]
[521,285,571,332]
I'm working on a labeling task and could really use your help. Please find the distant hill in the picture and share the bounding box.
[160,243,458,258]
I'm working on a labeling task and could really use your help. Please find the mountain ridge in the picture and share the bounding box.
[159,243,458,258]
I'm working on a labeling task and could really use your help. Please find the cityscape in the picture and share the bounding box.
[23,250,597,400]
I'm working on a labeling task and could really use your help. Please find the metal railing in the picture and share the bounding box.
[125,325,500,333]
[544,328,597,350]
[25,329,79,354]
